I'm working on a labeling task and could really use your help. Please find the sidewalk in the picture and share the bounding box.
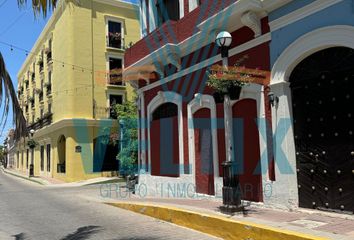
[102,194,354,240]
[1,167,123,187]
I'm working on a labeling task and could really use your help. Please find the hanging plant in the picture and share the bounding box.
[108,32,122,41]
[27,139,38,149]
[28,96,35,104]
[35,88,43,94]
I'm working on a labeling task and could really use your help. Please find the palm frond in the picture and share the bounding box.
[0,52,28,139]
[17,0,58,17]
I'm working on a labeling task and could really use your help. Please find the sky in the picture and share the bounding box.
[0,0,50,143]
[0,0,139,144]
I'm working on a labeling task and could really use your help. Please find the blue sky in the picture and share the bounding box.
[0,0,50,143]
[0,0,139,143]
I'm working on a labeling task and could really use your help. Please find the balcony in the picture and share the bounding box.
[108,70,124,86]
[31,72,35,83]
[95,106,116,119]
[46,51,52,64]
[27,112,53,131]
[45,83,51,96]
[124,0,236,67]
[107,29,124,50]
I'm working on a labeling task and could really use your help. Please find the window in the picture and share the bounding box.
[46,144,51,172]
[48,103,52,113]
[107,20,123,49]
[40,108,43,119]
[109,94,123,119]
[156,0,180,26]
[32,115,34,123]
[26,149,29,169]
[40,145,44,171]
[189,0,201,12]
[108,57,123,85]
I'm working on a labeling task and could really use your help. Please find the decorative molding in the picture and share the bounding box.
[269,0,343,32]
[146,91,184,174]
[241,11,262,38]
[271,25,354,85]
[187,94,219,181]
[167,53,181,71]
[137,33,271,94]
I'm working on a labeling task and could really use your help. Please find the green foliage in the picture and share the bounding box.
[114,100,138,177]
[27,139,38,149]
[206,55,250,94]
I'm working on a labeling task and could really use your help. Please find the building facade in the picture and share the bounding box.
[16,0,140,182]
[125,0,354,213]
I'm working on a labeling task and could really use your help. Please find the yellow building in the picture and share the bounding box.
[15,0,140,182]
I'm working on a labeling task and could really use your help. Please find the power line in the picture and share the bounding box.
[0,39,95,74]
[0,10,28,36]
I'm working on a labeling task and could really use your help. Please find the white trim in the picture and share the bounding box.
[188,0,199,12]
[179,0,185,19]
[94,0,138,9]
[137,33,271,94]
[147,91,184,174]
[140,92,146,172]
[271,25,354,85]
[269,0,343,31]
[187,94,219,191]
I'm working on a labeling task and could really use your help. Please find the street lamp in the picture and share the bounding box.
[216,31,242,212]
[216,31,232,68]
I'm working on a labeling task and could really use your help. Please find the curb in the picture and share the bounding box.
[106,202,329,240]
[1,168,44,185]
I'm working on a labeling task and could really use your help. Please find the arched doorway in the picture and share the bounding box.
[291,47,354,213]
[57,135,66,173]
[150,102,180,177]
[232,99,263,202]
[193,108,214,195]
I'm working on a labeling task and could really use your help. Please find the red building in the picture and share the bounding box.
[124,0,287,204]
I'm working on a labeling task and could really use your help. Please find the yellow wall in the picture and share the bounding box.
[15,0,140,182]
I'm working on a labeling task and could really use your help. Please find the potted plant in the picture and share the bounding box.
[35,88,43,94]
[207,67,249,103]
[27,139,37,149]
[206,56,254,103]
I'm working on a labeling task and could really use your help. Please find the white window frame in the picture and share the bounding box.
[106,53,125,86]
[106,90,126,119]
[105,16,125,50]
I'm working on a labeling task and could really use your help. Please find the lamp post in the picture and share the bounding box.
[216,31,242,211]
[29,129,35,177]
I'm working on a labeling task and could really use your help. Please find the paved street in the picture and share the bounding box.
[0,171,218,240]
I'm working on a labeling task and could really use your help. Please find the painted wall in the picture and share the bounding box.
[15,0,140,182]
[270,0,354,67]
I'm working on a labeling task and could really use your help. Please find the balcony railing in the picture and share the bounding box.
[27,112,53,131]
[45,83,52,95]
[107,32,124,49]
[95,106,118,119]
[46,51,52,64]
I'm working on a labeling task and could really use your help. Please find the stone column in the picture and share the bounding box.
[266,81,299,209]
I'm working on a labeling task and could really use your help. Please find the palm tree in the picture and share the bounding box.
[0,1,58,138]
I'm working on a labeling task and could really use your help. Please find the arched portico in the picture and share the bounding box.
[269,25,354,209]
